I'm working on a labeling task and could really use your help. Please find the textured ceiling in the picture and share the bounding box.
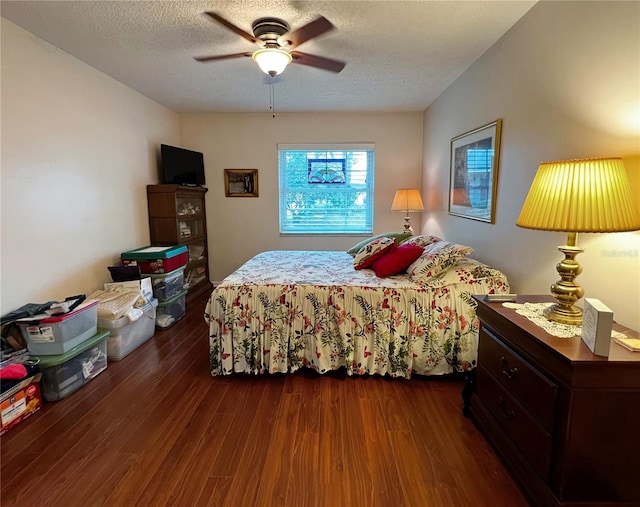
[1,1,537,114]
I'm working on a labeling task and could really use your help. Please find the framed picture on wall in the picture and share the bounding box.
[224,169,259,197]
[448,119,502,223]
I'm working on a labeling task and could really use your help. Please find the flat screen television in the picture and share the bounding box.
[160,144,206,186]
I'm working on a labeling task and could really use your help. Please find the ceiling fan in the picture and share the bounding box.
[194,12,346,76]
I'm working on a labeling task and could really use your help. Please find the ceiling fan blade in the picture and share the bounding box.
[291,51,346,73]
[204,12,258,45]
[282,16,334,49]
[194,52,253,63]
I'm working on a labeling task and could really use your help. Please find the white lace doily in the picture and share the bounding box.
[502,302,627,340]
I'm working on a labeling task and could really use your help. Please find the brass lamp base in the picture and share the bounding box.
[545,234,584,326]
[402,214,414,234]
[543,302,583,326]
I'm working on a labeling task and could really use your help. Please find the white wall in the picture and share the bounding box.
[180,112,424,282]
[0,19,180,314]
[422,1,640,329]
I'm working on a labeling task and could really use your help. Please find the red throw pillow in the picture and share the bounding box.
[372,244,424,278]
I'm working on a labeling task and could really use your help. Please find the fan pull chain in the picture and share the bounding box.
[269,83,276,118]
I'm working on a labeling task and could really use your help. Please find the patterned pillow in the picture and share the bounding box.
[418,257,510,289]
[353,237,395,270]
[347,231,412,257]
[371,243,424,278]
[399,234,442,248]
[407,241,474,281]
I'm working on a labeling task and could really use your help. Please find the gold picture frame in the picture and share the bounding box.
[224,169,259,197]
[448,119,502,223]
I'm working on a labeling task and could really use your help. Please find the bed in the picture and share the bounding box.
[205,241,510,378]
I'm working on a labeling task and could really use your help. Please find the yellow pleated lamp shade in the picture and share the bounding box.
[391,189,425,212]
[517,158,640,232]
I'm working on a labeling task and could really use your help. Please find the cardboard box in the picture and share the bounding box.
[1,373,43,435]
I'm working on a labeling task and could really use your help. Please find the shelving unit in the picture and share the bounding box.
[147,184,212,304]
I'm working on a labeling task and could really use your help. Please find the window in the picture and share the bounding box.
[466,148,494,209]
[278,144,375,234]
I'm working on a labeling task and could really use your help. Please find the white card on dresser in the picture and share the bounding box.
[581,298,613,357]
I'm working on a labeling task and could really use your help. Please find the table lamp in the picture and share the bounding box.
[391,189,424,233]
[516,157,640,325]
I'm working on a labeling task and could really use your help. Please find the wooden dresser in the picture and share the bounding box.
[467,295,640,507]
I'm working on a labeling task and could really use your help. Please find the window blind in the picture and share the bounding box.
[278,144,375,234]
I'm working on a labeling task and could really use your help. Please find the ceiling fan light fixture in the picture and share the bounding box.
[252,48,292,76]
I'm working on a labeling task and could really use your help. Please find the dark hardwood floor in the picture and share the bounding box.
[1,292,529,506]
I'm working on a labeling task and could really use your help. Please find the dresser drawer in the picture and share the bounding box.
[479,326,558,432]
[476,365,552,481]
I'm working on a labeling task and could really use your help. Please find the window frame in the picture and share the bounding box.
[278,143,375,235]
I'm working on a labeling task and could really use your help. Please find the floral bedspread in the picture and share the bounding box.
[204,251,509,378]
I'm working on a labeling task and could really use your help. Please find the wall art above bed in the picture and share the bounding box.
[448,119,502,223]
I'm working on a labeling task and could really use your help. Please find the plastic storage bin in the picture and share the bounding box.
[99,299,158,361]
[17,300,99,355]
[156,290,187,329]
[35,329,109,401]
[121,245,188,274]
[148,267,185,302]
